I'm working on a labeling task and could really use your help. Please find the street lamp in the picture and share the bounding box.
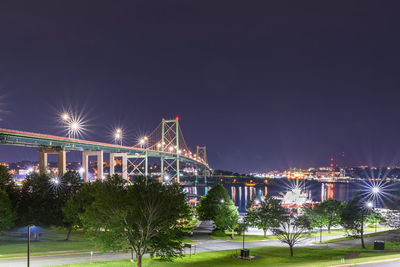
[67,119,84,139]
[360,201,373,249]
[27,224,34,267]
[114,129,122,145]
[61,113,70,121]
[372,187,380,194]
[139,137,147,148]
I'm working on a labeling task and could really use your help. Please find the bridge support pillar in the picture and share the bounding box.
[39,149,48,174]
[110,153,128,180]
[39,148,67,176]
[82,150,104,182]
[58,150,66,176]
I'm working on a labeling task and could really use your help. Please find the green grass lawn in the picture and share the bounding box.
[0,227,96,255]
[54,245,400,267]
[210,227,389,242]
[317,229,397,244]
[210,230,276,242]
[309,226,387,237]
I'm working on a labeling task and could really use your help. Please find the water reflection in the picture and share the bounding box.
[185,179,400,212]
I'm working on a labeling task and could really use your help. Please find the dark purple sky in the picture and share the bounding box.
[1,1,400,172]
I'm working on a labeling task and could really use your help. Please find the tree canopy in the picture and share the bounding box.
[17,172,63,228]
[340,197,371,248]
[214,201,239,239]
[245,195,286,237]
[303,205,329,243]
[196,184,231,221]
[58,170,83,240]
[272,216,309,257]
[0,165,12,189]
[79,176,192,267]
[0,189,14,232]
[318,199,343,232]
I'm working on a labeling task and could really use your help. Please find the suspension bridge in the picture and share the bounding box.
[0,118,210,182]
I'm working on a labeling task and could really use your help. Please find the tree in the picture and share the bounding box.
[79,176,192,267]
[318,199,343,233]
[0,165,12,188]
[245,195,286,237]
[196,184,231,221]
[17,172,62,238]
[304,205,329,243]
[62,175,98,241]
[272,216,309,257]
[214,202,239,239]
[59,170,83,240]
[340,197,371,249]
[0,189,14,232]
[0,165,19,213]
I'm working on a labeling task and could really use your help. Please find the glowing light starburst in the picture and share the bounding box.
[359,179,396,208]
[114,128,123,145]
[60,110,87,139]
[49,176,61,193]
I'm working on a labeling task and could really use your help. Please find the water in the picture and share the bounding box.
[184,178,400,212]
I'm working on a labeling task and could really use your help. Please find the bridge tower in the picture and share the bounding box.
[161,118,180,183]
[196,145,210,176]
[196,146,207,164]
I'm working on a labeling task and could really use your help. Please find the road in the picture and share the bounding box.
[358,260,400,267]
[0,223,399,267]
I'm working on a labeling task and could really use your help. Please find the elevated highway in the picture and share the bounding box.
[0,119,209,182]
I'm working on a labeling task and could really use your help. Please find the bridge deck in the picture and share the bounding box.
[0,128,208,168]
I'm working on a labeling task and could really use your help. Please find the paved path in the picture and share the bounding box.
[357,260,400,266]
[0,224,398,267]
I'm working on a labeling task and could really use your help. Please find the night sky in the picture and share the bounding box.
[1,1,400,172]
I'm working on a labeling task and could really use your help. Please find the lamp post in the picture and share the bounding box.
[361,201,373,249]
[27,224,34,267]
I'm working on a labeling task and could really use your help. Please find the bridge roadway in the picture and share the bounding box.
[0,128,209,182]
